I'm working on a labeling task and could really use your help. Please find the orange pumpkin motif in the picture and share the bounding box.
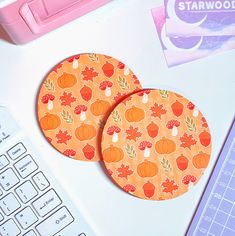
[192,152,210,169]
[155,137,176,154]
[39,113,61,130]
[137,160,158,177]
[57,73,77,88]
[199,130,211,147]
[143,181,155,198]
[75,123,96,141]
[147,121,159,138]
[90,99,111,116]
[125,106,145,122]
[102,145,124,163]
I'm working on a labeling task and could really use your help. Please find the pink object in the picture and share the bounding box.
[0,0,111,44]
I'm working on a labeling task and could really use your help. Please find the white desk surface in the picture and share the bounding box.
[0,0,235,235]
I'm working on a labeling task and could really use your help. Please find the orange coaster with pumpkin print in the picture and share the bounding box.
[37,53,142,161]
[101,89,212,200]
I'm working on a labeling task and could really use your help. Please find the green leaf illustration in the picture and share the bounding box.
[117,77,130,90]
[44,79,55,91]
[112,110,122,123]
[88,53,99,62]
[125,144,137,159]
[159,90,168,98]
[185,117,197,132]
[61,110,73,123]
[160,158,172,173]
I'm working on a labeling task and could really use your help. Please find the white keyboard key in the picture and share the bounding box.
[0,193,21,216]
[0,188,2,196]
[32,189,62,217]
[23,230,37,236]
[0,168,19,191]
[0,212,3,222]
[14,154,38,178]
[7,142,26,160]
[0,219,21,236]
[0,155,9,170]
[32,172,50,191]
[15,181,38,203]
[36,207,74,236]
[15,207,38,230]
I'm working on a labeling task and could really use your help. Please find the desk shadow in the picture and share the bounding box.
[0,24,13,44]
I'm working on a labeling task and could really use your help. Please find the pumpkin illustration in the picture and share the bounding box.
[39,113,61,130]
[75,124,96,141]
[80,85,92,101]
[199,130,211,147]
[90,99,111,116]
[171,100,184,117]
[192,152,210,169]
[137,160,158,177]
[125,106,145,122]
[57,73,77,88]
[143,181,155,198]
[83,144,95,160]
[102,145,124,163]
[147,121,159,138]
[176,154,189,171]
[155,137,176,154]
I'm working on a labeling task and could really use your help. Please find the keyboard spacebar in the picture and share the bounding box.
[36,207,74,236]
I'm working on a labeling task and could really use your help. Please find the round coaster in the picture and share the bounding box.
[101,89,212,200]
[37,53,142,161]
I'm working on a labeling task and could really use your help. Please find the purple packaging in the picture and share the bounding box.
[151,6,235,67]
[165,0,235,36]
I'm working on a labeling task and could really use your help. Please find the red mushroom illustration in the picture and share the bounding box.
[99,81,113,97]
[68,55,80,69]
[107,126,121,143]
[138,90,151,104]
[74,105,88,121]
[63,149,76,158]
[123,184,136,193]
[139,141,152,158]
[117,61,130,75]
[182,175,197,189]
[166,120,180,136]
[41,94,55,110]
[187,102,199,117]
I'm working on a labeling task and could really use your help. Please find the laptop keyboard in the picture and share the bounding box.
[0,142,74,236]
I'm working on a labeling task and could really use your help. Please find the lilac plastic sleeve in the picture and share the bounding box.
[165,0,235,36]
[151,6,235,67]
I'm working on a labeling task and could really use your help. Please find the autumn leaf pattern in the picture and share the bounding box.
[180,133,197,149]
[150,103,167,119]
[60,92,76,106]
[126,126,142,141]
[56,130,72,144]
[81,67,98,81]
[117,164,133,179]
[162,179,179,195]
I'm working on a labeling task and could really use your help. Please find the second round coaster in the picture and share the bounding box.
[37,53,142,161]
[101,89,212,200]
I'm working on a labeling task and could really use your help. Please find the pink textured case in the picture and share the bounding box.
[0,0,111,44]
